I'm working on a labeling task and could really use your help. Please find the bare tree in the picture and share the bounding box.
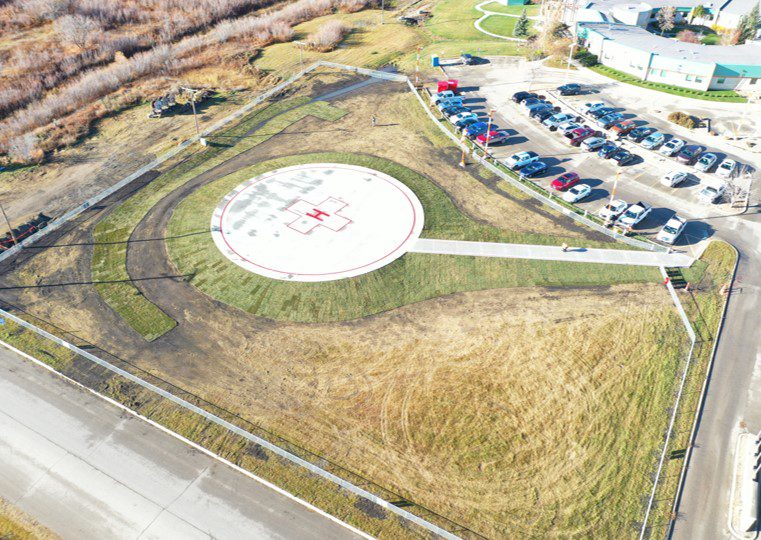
[5,133,40,163]
[54,14,101,49]
[657,6,676,35]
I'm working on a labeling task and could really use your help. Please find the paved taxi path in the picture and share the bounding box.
[411,238,694,267]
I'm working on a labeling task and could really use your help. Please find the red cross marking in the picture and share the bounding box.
[285,197,351,234]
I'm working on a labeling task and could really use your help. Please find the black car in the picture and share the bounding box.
[441,105,468,117]
[529,105,556,119]
[557,83,582,96]
[518,161,548,178]
[627,126,656,142]
[597,141,619,158]
[460,53,474,65]
[533,108,557,122]
[589,106,615,119]
[512,91,537,103]
[611,148,635,166]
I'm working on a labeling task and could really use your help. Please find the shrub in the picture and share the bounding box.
[4,133,43,163]
[677,29,701,43]
[306,20,351,52]
[668,111,698,129]
[574,48,599,67]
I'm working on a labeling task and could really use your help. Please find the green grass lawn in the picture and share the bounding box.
[590,65,746,102]
[167,151,659,323]
[479,14,534,38]
[482,2,540,16]
[91,98,348,340]
[700,33,720,45]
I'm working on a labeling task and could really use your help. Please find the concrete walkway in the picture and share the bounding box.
[411,238,694,267]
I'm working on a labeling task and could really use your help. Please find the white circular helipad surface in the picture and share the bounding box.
[211,163,424,282]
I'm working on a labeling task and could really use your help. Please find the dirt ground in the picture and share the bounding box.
[0,72,687,537]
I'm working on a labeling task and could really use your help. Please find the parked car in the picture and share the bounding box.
[460,53,474,65]
[611,148,635,166]
[598,199,628,221]
[677,145,703,165]
[455,117,480,131]
[627,126,655,142]
[476,130,509,145]
[597,141,619,158]
[656,215,687,244]
[610,119,636,136]
[543,112,575,129]
[551,172,580,190]
[521,97,544,109]
[557,121,582,135]
[504,150,540,169]
[659,138,686,156]
[566,127,597,146]
[430,90,455,105]
[597,112,625,129]
[694,152,718,172]
[660,170,689,187]
[436,97,463,111]
[582,102,606,114]
[466,121,491,138]
[717,158,738,178]
[557,83,582,95]
[441,104,468,117]
[616,201,652,229]
[641,132,666,149]
[512,91,537,103]
[698,182,726,203]
[562,184,592,203]
[529,105,557,119]
[519,161,548,178]
[581,136,606,151]
[525,101,553,114]
[589,106,615,119]
[450,111,477,124]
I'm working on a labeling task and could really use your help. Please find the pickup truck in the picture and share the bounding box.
[616,201,652,229]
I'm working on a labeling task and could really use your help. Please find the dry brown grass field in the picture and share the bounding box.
[0,497,59,540]
[0,71,690,537]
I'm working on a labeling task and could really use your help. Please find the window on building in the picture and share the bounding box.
[751,78,758,85]
[695,76,702,83]
[686,75,693,81]
[717,78,726,84]
[660,70,666,76]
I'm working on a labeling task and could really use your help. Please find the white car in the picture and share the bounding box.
[543,113,575,128]
[694,152,718,172]
[597,199,628,221]
[449,111,477,124]
[656,215,687,244]
[581,136,606,151]
[616,201,652,228]
[582,102,606,114]
[716,158,737,178]
[558,121,581,135]
[430,90,455,105]
[698,182,726,203]
[660,171,689,187]
[562,183,592,203]
[659,138,686,156]
[504,151,540,170]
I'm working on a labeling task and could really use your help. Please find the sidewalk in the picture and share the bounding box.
[411,238,694,267]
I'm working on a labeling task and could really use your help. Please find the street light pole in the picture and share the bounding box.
[0,202,18,246]
[381,0,385,25]
[459,132,468,167]
[483,108,496,157]
[565,42,577,85]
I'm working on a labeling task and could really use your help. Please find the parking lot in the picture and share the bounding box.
[439,57,759,252]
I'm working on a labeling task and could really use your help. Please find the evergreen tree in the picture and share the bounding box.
[737,3,761,44]
[514,10,530,38]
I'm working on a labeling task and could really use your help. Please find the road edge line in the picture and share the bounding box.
[0,339,373,540]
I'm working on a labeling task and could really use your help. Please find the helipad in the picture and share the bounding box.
[211,163,425,282]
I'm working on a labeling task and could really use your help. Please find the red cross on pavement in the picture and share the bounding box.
[285,197,352,235]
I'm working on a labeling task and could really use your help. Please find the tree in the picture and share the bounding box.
[677,29,701,43]
[53,15,101,50]
[721,27,742,45]
[690,4,708,23]
[657,6,676,35]
[550,22,571,38]
[514,9,530,38]
[737,2,760,44]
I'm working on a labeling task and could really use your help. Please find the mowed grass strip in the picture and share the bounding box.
[167,152,660,323]
[91,98,348,340]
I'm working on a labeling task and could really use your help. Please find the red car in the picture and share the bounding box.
[551,172,580,191]
[476,130,509,145]
[566,127,596,147]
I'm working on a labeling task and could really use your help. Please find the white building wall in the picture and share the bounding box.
[596,39,653,77]
[646,56,715,90]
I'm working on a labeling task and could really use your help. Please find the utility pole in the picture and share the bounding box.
[294,41,306,67]
[459,132,469,167]
[483,108,496,157]
[565,42,577,84]
[381,0,385,25]
[414,46,422,87]
[0,202,18,246]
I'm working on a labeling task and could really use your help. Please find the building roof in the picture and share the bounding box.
[717,0,759,16]
[580,22,761,65]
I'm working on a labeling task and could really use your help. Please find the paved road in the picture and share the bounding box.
[412,238,694,266]
[0,347,361,540]
[443,59,761,538]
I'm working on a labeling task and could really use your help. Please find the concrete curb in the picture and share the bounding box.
[727,431,759,540]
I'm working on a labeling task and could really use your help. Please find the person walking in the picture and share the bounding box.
[371,114,377,127]
[561,242,569,252]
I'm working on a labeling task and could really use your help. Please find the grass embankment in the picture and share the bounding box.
[481,2,540,16]
[0,497,58,540]
[91,98,348,340]
[0,320,427,539]
[167,152,659,322]
[479,15,534,38]
[590,65,746,103]
[646,241,738,536]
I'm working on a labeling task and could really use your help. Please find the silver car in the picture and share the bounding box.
[694,152,718,172]
[641,132,665,149]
